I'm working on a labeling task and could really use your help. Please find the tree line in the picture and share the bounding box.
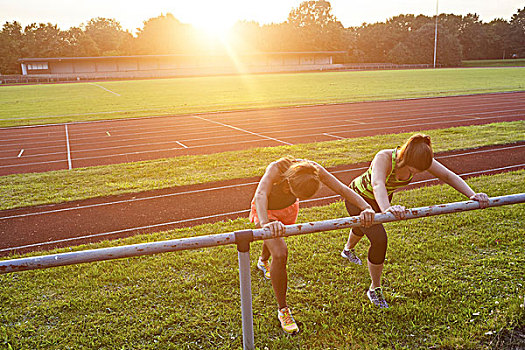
[1,1,524,74]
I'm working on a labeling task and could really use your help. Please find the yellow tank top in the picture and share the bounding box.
[350,147,413,200]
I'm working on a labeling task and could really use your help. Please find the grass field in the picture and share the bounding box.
[462,59,525,67]
[0,68,524,127]
[1,171,523,349]
[1,121,523,210]
[0,65,523,349]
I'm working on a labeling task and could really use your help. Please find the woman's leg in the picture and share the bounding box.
[344,199,388,289]
[344,200,368,250]
[260,241,271,261]
[364,224,388,289]
[263,237,289,309]
[368,260,384,289]
[344,228,364,250]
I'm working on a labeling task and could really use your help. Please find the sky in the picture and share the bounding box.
[1,0,523,35]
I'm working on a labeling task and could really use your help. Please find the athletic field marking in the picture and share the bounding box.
[1,96,522,142]
[2,163,522,253]
[9,104,520,148]
[1,101,522,146]
[192,115,293,145]
[0,159,69,169]
[175,141,188,148]
[2,145,523,220]
[88,82,121,96]
[17,149,24,158]
[65,124,72,170]
[437,145,525,159]
[0,113,521,169]
[323,133,346,140]
[0,90,522,125]
[0,209,250,253]
[0,182,258,220]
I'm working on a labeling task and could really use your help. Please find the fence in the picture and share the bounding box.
[1,194,524,349]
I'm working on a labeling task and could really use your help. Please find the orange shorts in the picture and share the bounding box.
[249,199,300,226]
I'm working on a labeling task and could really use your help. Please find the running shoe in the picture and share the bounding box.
[257,258,271,280]
[367,287,389,308]
[341,249,362,265]
[278,307,299,334]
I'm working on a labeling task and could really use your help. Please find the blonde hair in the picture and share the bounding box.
[397,134,433,171]
[275,156,321,199]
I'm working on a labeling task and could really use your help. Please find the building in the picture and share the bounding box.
[17,52,346,81]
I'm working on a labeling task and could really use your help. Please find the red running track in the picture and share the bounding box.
[1,143,524,256]
[0,92,524,175]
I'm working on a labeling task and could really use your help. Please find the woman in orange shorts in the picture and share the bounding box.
[250,156,375,334]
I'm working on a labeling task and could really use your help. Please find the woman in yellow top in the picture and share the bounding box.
[341,134,489,308]
[250,156,375,334]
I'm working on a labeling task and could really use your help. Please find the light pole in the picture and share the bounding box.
[433,0,439,68]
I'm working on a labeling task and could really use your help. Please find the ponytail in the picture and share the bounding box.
[276,157,321,199]
[397,134,433,170]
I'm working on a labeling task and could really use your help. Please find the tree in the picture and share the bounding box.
[229,21,262,53]
[135,13,196,54]
[387,42,414,64]
[509,7,525,57]
[387,23,462,66]
[0,21,24,74]
[22,23,65,57]
[62,27,100,57]
[83,17,130,55]
[288,0,338,28]
[287,0,346,51]
[454,14,489,60]
[484,19,512,59]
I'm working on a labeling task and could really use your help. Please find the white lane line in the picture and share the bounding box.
[437,145,525,159]
[65,124,72,170]
[17,149,24,158]
[323,133,346,140]
[0,121,521,168]
[0,159,71,169]
[1,164,523,253]
[193,115,293,145]
[1,98,522,143]
[88,83,121,96]
[0,182,258,220]
[2,146,523,220]
[175,141,188,148]
[0,209,250,253]
[1,114,522,169]
[2,104,521,150]
[1,90,522,125]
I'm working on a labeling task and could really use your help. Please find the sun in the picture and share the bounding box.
[187,12,235,41]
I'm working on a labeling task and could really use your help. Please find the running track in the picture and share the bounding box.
[1,143,524,256]
[1,91,524,175]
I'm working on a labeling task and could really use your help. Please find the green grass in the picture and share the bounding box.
[1,170,523,349]
[0,68,524,127]
[0,121,523,210]
[462,59,525,67]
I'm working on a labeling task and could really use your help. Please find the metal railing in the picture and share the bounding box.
[1,194,524,349]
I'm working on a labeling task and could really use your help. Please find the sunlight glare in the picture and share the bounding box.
[189,10,235,41]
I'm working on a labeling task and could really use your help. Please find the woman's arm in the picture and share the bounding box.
[370,151,394,212]
[427,159,489,208]
[253,162,286,236]
[310,161,375,227]
[370,150,407,218]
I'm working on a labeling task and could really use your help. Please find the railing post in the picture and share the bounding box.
[235,230,255,350]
